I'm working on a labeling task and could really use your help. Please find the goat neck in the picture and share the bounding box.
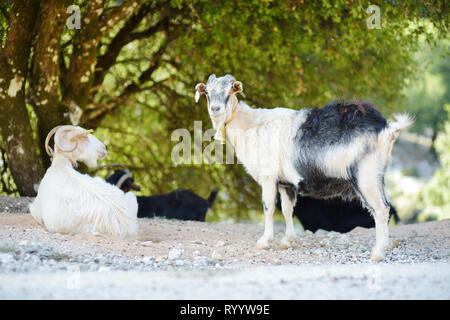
[222,100,255,140]
[51,152,77,168]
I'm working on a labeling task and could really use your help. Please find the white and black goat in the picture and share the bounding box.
[195,74,413,261]
[29,125,138,238]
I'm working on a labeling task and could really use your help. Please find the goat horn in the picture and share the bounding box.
[55,127,79,154]
[45,126,64,157]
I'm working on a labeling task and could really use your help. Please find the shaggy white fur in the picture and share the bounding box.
[196,74,414,261]
[29,125,138,238]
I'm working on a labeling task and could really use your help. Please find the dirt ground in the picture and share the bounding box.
[1,211,449,265]
[0,196,449,299]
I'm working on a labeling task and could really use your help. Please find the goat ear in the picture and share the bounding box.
[231,81,244,97]
[195,83,206,103]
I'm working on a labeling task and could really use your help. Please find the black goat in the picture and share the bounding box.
[106,170,218,221]
[277,195,399,233]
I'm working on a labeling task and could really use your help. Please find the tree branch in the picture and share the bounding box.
[80,3,190,128]
[118,36,173,100]
[93,2,157,89]
[128,16,170,42]
[93,1,175,89]
[81,79,167,129]
[61,0,109,119]
[98,0,141,36]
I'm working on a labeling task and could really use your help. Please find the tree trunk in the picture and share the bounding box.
[29,0,70,168]
[0,0,44,196]
[0,0,181,195]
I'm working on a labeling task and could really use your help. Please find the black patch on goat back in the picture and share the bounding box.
[292,100,388,200]
[298,100,388,146]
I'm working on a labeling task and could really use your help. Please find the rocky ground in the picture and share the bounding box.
[0,195,449,299]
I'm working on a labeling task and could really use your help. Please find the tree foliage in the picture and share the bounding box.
[403,34,449,147]
[419,104,450,220]
[0,0,449,219]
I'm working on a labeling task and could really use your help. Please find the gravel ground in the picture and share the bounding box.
[0,196,449,299]
[0,195,34,213]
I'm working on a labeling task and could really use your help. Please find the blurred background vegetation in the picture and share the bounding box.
[0,0,449,224]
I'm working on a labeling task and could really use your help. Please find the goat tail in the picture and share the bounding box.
[207,189,219,207]
[377,113,414,156]
[388,113,415,134]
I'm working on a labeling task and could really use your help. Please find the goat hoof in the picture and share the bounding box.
[370,249,385,262]
[280,235,295,249]
[370,255,384,262]
[256,237,272,249]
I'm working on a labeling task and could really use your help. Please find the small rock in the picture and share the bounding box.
[336,234,350,245]
[211,251,223,261]
[168,248,184,261]
[193,256,208,267]
[300,242,310,247]
[142,256,154,264]
[327,231,340,238]
[0,253,15,265]
[408,230,418,238]
[175,260,186,266]
[155,256,166,263]
[313,248,324,256]
[216,240,228,247]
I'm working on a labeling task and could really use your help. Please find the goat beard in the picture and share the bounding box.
[211,99,237,142]
[210,115,227,142]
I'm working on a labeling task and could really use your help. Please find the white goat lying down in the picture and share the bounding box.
[195,74,413,261]
[29,125,138,238]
